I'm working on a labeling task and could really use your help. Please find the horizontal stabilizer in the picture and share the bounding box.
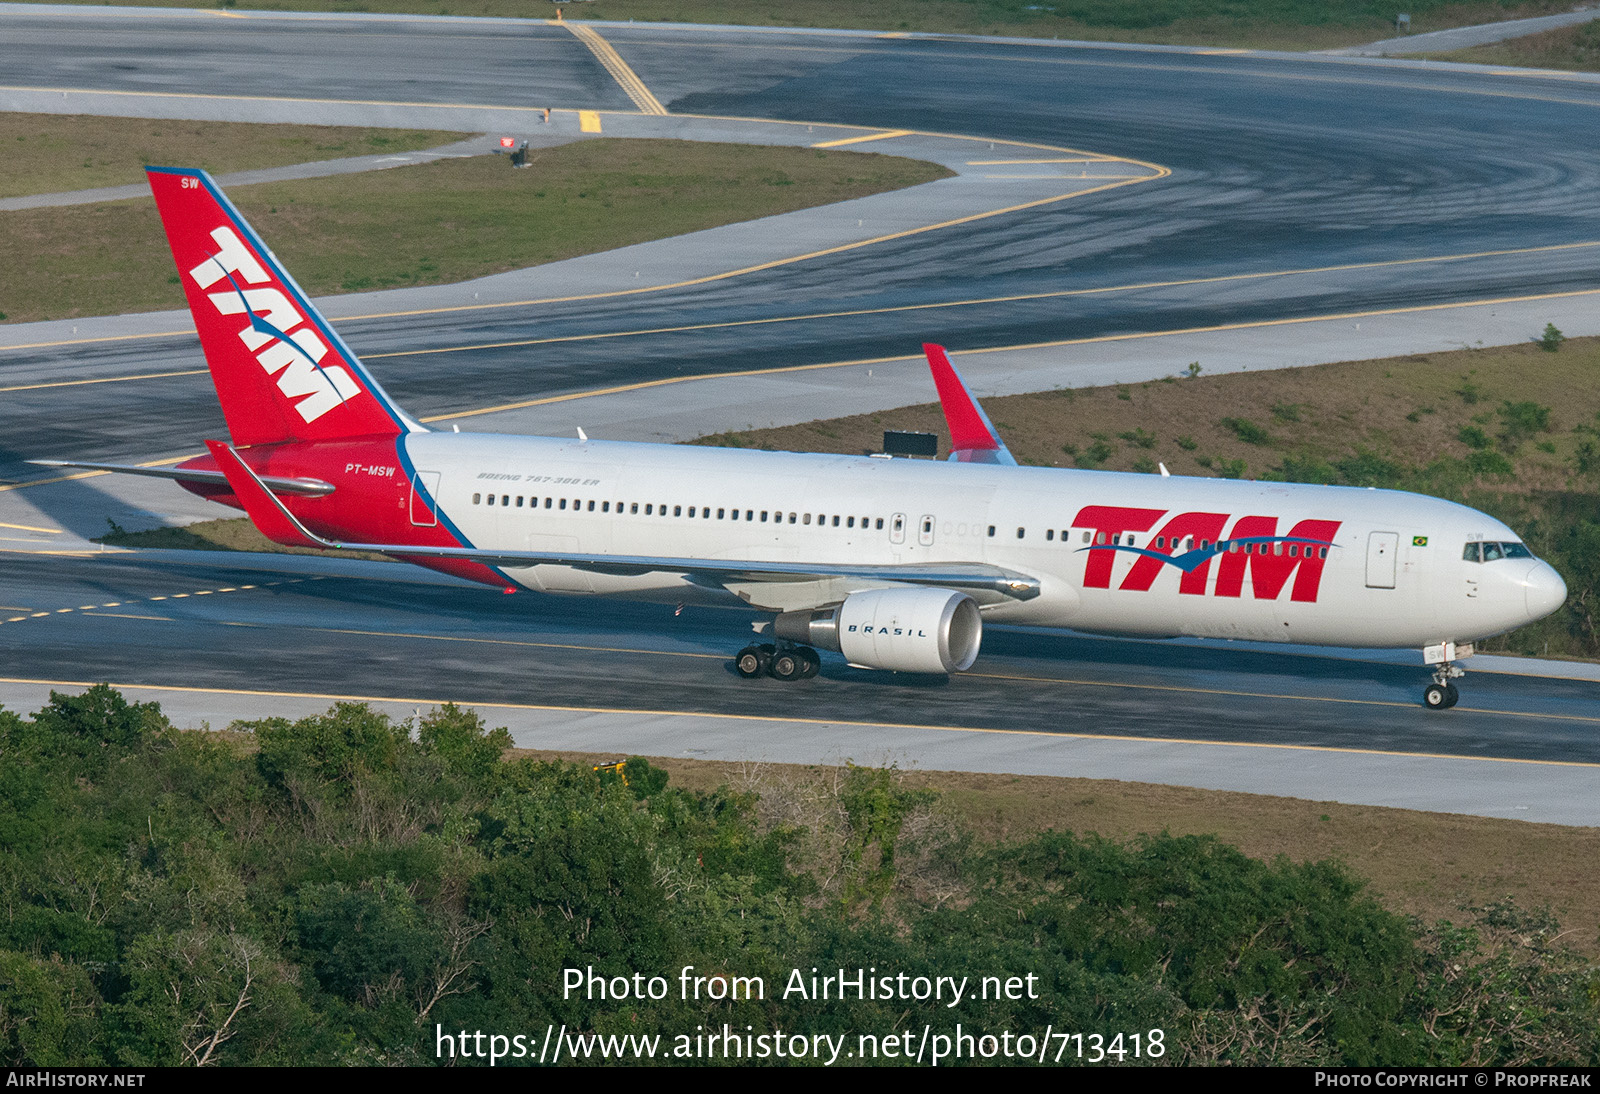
[922,344,1017,465]
[205,440,1041,601]
[29,458,333,496]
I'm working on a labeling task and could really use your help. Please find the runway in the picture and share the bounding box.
[2,6,1598,819]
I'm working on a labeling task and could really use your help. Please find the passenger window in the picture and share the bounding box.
[675,505,682,517]
[587,500,595,512]
[746,510,754,521]
[761,511,768,522]
[875,518,884,530]
[1046,529,1054,541]
[803,513,812,525]
[601,501,609,513]
[788,513,797,524]
[718,508,725,519]
[833,515,840,527]
[1319,547,1328,559]
[1016,527,1025,539]
[847,516,855,528]
[1082,531,1090,544]
[688,506,696,518]
[703,508,711,519]
[487,495,496,507]
[631,503,638,514]
[544,498,552,509]
[559,499,566,510]
[645,504,653,515]
[473,493,481,505]
[988,526,996,538]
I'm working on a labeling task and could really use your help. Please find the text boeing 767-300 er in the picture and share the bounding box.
[37,168,1568,709]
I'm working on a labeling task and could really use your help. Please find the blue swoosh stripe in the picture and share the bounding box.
[1075,536,1336,573]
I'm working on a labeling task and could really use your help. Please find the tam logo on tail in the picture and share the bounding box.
[148,167,408,447]
[189,224,361,424]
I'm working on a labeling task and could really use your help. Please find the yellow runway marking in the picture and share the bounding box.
[357,236,1600,362]
[566,24,667,115]
[82,613,172,621]
[983,172,1145,178]
[966,157,1114,164]
[415,283,1600,423]
[0,675,1592,768]
[0,368,207,393]
[0,522,61,534]
[577,109,603,133]
[0,118,1161,352]
[0,582,295,627]
[811,129,912,148]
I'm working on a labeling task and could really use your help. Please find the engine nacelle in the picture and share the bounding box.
[774,588,982,674]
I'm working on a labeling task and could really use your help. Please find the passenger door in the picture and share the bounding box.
[1365,531,1398,589]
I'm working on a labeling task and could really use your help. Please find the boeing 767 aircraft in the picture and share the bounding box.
[36,168,1568,709]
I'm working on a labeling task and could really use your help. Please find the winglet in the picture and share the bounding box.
[922,344,1017,465]
[204,439,334,550]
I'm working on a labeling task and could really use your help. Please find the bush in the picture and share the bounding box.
[1536,323,1566,352]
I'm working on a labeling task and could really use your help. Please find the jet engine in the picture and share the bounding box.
[774,587,982,674]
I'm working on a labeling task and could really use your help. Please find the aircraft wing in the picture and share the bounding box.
[204,440,1041,601]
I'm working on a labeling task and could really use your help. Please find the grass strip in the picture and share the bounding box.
[0,138,951,323]
[0,113,466,200]
[1412,17,1600,71]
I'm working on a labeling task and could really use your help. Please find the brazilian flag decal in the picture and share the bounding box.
[1413,535,1429,547]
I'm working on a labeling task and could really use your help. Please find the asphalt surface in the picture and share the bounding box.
[3,551,1595,761]
[2,8,1599,809]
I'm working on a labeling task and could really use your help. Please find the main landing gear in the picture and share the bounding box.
[734,643,820,682]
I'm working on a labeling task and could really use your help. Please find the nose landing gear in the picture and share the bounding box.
[1422,649,1467,710]
[1421,640,1471,710]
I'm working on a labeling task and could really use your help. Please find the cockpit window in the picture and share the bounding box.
[1463,541,1533,563]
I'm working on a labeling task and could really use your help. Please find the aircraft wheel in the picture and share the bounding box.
[1423,683,1451,710]
[1443,683,1459,708]
[797,647,821,679]
[769,649,805,682]
[735,645,769,679]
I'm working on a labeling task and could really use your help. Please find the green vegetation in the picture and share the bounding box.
[96,516,393,561]
[0,114,467,200]
[1538,322,1568,352]
[1422,16,1600,72]
[1,685,1595,1066]
[693,337,1600,660]
[68,0,1576,51]
[1,139,950,323]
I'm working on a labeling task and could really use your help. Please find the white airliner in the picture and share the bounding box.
[38,168,1568,709]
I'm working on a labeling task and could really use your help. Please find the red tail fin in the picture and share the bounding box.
[147,167,416,446]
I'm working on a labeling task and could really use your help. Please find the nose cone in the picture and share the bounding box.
[1523,561,1567,621]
